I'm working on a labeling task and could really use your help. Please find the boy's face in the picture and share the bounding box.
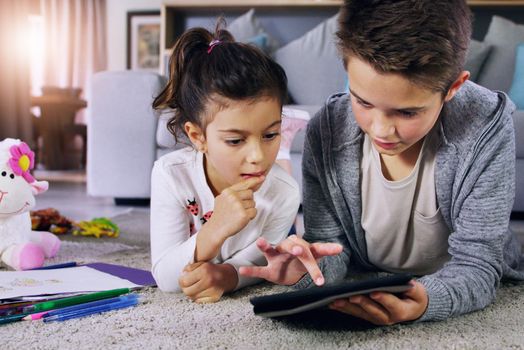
[347,56,446,158]
[188,97,282,196]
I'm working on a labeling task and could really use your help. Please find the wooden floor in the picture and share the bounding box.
[34,179,149,222]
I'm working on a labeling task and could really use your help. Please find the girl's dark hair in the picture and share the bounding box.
[336,0,472,95]
[153,21,288,141]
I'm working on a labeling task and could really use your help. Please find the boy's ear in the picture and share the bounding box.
[444,70,470,102]
[184,122,207,153]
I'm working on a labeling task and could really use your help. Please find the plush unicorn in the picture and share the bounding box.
[0,138,60,270]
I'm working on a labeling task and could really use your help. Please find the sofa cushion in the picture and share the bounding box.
[513,109,524,158]
[156,110,175,149]
[514,159,524,212]
[88,71,164,198]
[273,14,346,105]
[286,105,322,153]
[465,40,492,83]
[509,43,524,109]
[227,9,279,53]
[478,16,524,92]
[156,110,191,151]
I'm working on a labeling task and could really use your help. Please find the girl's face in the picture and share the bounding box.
[191,97,282,196]
[346,56,465,161]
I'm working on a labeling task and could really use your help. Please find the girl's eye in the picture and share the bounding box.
[264,132,279,140]
[225,139,243,146]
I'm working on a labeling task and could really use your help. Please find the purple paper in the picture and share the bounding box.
[85,263,156,287]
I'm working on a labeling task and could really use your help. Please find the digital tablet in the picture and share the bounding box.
[250,274,413,318]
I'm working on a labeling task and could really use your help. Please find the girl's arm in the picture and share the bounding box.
[150,162,199,292]
[194,176,264,262]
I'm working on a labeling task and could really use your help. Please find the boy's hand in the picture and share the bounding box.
[208,176,264,240]
[329,280,428,325]
[178,262,238,303]
[239,235,343,286]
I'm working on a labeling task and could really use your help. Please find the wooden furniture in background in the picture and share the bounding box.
[31,88,87,170]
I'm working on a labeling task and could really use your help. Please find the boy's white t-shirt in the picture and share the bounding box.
[361,129,451,276]
[150,148,300,292]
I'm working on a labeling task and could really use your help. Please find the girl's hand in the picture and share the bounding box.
[329,280,428,325]
[178,262,238,303]
[208,176,265,240]
[194,176,264,262]
[239,235,343,286]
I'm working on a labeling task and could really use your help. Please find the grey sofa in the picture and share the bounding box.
[87,15,524,212]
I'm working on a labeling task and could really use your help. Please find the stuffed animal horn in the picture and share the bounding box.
[0,138,60,270]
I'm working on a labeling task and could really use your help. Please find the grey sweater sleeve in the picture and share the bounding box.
[417,98,516,322]
[294,118,352,289]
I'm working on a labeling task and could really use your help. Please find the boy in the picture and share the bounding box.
[240,0,524,324]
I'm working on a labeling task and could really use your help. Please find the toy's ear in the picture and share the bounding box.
[31,180,49,195]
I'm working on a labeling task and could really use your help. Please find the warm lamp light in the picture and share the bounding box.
[29,15,44,98]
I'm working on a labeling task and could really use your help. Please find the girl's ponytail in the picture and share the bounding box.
[153,19,287,144]
[152,28,215,141]
[153,28,213,111]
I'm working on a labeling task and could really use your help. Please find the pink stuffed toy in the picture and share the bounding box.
[0,138,60,270]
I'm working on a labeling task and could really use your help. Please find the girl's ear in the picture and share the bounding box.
[184,122,207,153]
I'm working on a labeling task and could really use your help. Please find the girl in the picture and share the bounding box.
[150,25,300,303]
[240,0,524,325]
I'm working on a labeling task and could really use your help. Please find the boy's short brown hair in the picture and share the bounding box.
[336,0,472,94]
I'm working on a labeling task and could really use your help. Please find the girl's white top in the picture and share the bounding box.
[150,148,300,292]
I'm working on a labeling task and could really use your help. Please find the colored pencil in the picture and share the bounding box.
[31,262,77,270]
[42,294,138,319]
[44,298,139,322]
[22,288,131,313]
[22,311,52,321]
[0,301,34,316]
[0,313,28,325]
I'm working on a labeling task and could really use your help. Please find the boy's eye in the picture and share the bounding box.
[356,99,372,108]
[399,110,417,118]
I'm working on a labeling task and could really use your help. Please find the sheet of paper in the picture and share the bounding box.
[0,266,139,300]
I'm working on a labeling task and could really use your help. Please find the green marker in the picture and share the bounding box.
[23,288,131,313]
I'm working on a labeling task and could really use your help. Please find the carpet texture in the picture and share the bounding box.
[2,210,524,350]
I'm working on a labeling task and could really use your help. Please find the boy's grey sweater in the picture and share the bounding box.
[296,80,524,322]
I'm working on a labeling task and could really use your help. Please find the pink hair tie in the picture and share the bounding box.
[207,39,221,54]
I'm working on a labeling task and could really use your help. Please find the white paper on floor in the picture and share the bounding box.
[0,266,139,299]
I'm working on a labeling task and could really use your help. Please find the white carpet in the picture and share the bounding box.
[2,210,524,350]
